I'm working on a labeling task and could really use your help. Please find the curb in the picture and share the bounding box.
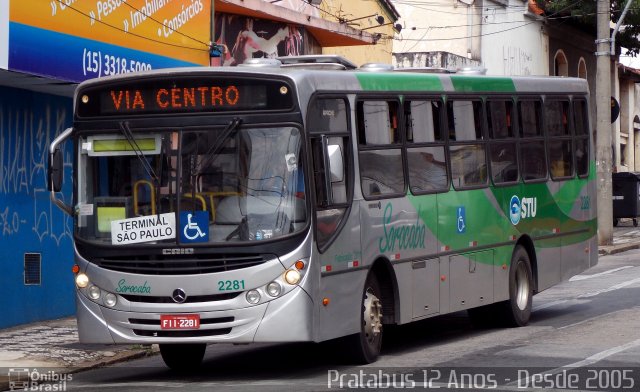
[598,242,640,256]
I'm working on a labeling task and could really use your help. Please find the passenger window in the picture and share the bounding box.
[357,100,405,199]
[487,100,515,138]
[407,146,448,193]
[518,100,542,137]
[520,141,547,181]
[405,100,443,142]
[545,100,570,136]
[548,140,573,178]
[573,100,589,135]
[359,150,405,197]
[573,99,590,178]
[575,138,589,177]
[447,99,484,141]
[357,101,400,145]
[450,144,487,188]
[490,142,518,184]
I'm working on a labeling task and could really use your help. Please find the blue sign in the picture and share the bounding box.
[179,211,209,243]
[8,23,200,83]
[457,206,466,233]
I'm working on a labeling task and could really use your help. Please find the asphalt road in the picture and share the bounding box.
[61,249,640,391]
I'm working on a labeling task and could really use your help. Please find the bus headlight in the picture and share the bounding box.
[246,290,261,304]
[103,292,117,307]
[75,273,89,288]
[283,269,301,285]
[266,282,282,297]
[88,285,101,300]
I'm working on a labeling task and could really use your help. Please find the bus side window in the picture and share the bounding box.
[358,101,400,145]
[518,100,547,182]
[488,99,518,185]
[447,99,487,188]
[357,100,405,198]
[447,99,483,141]
[405,99,448,193]
[573,99,590,177]
[545,99,573,179]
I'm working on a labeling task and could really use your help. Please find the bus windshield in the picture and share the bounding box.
[76,126,307,245]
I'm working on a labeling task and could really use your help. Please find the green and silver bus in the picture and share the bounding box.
[48,56,597,369]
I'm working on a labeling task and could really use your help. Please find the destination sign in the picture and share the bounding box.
[77,78,294,117]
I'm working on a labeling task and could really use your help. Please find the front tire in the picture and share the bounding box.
[346,273,383,364]
[498,246,533,327]
[159,343,206,371]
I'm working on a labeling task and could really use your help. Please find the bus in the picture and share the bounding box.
[48,56,597,370]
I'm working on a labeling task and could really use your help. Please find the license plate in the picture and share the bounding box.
[160,314,200,330]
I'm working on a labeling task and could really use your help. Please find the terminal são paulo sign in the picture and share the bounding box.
[111,213,176,245]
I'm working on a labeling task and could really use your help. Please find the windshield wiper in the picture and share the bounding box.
[119,121,160,187]
[193,118,243,177]
[119,121,165,217]
[188,118,242,212]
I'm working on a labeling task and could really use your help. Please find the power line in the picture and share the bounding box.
[120,1,210,47]
[54,1,208,52]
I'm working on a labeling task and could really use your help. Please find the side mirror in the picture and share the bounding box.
[49,127,73,216]
[48,147,63,192]
[327,144,344,183]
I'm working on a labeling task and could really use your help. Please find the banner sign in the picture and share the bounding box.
[8,0,212,82]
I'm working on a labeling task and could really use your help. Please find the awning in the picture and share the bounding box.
[215,0,376,47]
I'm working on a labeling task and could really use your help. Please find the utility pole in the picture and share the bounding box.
[596,0,612,245]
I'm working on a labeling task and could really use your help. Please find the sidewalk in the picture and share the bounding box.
[0,318,156,390]
[1,228,639,391]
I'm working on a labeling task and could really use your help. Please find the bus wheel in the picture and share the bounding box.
[499,246,533,327]
[159,343,206,371]
[347,273,383,363]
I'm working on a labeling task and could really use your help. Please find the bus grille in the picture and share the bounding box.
[94,254,269,275]
[121,292,240,303]
[132,328,232,337]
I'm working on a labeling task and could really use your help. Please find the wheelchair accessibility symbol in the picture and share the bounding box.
[180,211,209,243]
[456,207,466,234]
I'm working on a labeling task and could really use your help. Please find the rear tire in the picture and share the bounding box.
[498,246,533,327]
[159,343,206,371]
[346,273,383,364]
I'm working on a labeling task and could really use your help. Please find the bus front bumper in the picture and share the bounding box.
[76,285,314,344]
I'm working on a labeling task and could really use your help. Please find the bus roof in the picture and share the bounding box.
[75,61,590,101]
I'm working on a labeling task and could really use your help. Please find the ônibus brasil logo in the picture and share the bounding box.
[509,195,537,225]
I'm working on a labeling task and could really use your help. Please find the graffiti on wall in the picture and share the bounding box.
[0,92,73,246]
[503,46,534,76]
[213,14,304,66]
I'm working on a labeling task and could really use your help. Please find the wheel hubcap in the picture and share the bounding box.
[515,261,530,310]
[363,289,383,345]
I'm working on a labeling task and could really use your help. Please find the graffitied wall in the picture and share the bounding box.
[0,86,74,328]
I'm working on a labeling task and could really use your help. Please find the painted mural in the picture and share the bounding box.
[0,86,74,328]
[213,14,304,66]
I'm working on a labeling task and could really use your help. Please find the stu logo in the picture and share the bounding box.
[509,195,537,225]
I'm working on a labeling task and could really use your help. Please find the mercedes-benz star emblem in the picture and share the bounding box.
[172,288,187,304]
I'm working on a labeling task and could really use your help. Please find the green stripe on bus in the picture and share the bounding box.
[450,76,516,92]
[356,73,443,91]
[408,177,596,266]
